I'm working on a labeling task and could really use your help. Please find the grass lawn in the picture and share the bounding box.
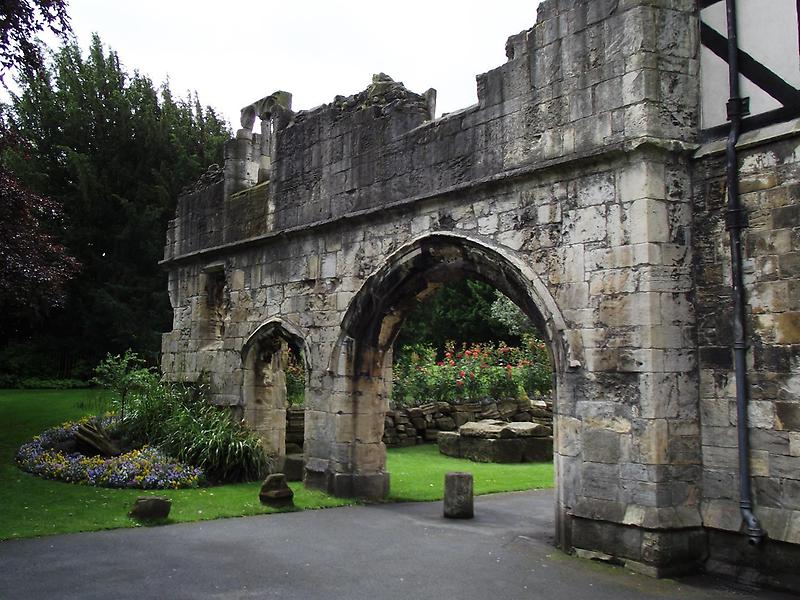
[387,444,553,502]
[0,389,553,540]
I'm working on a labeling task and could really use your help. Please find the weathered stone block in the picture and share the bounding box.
[129,496,171,521]
[260,473,294,508]
[776,403,800,431]
[444,472,473,519]
[460,437,494,463]
[435,416,456,431]
[423,428,440,442]
[493,439,524,463]
[582,428,621,463]
[437,431,460,458]
[522,437,553,462]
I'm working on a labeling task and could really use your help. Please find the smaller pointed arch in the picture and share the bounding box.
[240,318,310,471]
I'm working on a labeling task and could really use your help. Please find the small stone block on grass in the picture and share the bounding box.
[444,471,473,519]
[129,496,171,521]
[259,473,294,508]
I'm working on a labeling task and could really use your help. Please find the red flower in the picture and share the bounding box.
[459,370,466,378]
[456,379,464,387]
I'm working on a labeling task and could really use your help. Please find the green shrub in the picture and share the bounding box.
[0,375,91,389]
[483,366,519,400]
[0,374,20,388]
[392,344,438,406]
[518,335,552,397]
[285,348,305,406]
[115,371,176,448]
[19,378,91,389]
[91,351,155,421]
[391,336,552,406]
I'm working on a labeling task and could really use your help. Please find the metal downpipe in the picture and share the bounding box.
[723,0,765,546]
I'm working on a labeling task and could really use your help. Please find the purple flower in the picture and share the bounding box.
[15,419,204,489]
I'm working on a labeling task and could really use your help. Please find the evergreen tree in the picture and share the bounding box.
[1,35,230,378]
[394,279,524,355]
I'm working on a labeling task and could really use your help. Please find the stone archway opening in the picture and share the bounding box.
[385,277,556,458]
[241,321,309,474]
[320,233,569,509]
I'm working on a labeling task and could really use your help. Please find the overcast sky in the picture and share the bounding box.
[61,0,541,127]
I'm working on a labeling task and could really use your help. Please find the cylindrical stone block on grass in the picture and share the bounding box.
[443,471,473,519]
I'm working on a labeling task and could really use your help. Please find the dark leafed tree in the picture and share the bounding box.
[0,0,78,348]
[2,35,230,379]
[0,150,79,331]
[0,0,71,84]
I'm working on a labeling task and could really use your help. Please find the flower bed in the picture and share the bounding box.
[15,418,203,489]
[392,336,552,406]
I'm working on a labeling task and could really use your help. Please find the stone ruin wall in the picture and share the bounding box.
[693,130,800,585]
[160,0,800,585]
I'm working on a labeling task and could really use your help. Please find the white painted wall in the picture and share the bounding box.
[700,0,800,130]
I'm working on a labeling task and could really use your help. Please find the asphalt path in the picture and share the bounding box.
[0,490,794,599]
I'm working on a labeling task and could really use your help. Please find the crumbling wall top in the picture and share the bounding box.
[293,73,436,124]
[181,163,223,195]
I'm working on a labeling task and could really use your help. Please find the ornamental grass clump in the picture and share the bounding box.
[158,393,270,483]
[93,352,270,484]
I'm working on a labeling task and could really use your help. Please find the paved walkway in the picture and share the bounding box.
[0,490,793,599]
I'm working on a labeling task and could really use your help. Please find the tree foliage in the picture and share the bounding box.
[91,350,150,420]
[0,0,78,341]
[394,279,527,354]
[0,0,71,84]
[489,292,536,337]
[0,154,79,331]
[1,36,230,378]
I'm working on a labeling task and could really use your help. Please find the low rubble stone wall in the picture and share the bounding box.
[383,397,553,448]
[283,398,553,451]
